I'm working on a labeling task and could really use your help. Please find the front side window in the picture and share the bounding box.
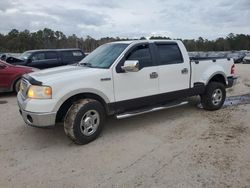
[32,53,46,61]
[79,43,128,68]
[73,51,84,57]
[19,52,32,60]
[126,44,153,68]
[156,44,183,65]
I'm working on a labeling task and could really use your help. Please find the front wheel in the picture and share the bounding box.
[200,82,226,111]
[64,99,105,144]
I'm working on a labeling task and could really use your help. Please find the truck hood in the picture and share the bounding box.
[28,65,99,84]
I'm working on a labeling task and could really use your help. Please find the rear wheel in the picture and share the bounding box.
[201,82,226,111]
[64,99,105,145]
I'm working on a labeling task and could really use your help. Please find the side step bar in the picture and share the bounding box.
[116,101,188,119]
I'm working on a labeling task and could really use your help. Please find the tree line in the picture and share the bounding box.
[0,28,250,53]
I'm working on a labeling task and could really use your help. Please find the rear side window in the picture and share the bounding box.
[46,52,58,59]
[126,44,153,68]
[61,51,84,61]
[156,44,183,65]
[72,51,84,57]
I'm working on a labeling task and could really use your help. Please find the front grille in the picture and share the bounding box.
[20,79,30,98]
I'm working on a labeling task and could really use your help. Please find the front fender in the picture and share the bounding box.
[53,88,111,112]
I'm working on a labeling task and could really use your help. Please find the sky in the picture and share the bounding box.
[0,0,249,39]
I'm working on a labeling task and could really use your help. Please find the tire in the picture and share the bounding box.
[14,79,21,93]
[64,99,105,145]
[200,82,226,111]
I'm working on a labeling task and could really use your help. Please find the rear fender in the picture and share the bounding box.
[201,65,227,85]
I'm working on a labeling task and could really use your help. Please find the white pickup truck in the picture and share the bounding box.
[17,40,237,144]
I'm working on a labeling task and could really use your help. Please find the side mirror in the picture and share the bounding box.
[121,60,139,72]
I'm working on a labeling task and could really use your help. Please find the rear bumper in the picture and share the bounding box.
[226,76,237,88]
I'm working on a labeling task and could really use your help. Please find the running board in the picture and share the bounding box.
[116,101,188,119]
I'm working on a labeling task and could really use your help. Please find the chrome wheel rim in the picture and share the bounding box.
[212,89,223,105]
[80,110,100,136]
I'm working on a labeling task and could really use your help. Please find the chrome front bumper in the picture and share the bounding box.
[18,94,56,128]
[18,108,56,127]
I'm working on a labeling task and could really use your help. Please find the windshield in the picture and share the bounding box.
[79,43,128,68]
[19,52,32,60]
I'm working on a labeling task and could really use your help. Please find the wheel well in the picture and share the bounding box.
[208,74,226,85]
[12,76,21,91]
[56,93,109,122]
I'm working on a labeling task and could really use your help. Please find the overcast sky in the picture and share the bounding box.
[0,0,249,39]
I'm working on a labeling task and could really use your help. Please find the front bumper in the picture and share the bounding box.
[226,76,238,88]
[17,94,56,128]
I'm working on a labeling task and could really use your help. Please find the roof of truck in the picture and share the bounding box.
[111,40,179,44]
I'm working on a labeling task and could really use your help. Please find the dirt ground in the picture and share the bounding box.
[0,64,250,188]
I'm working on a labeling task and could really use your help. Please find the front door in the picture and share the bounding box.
[113,43,158,112]
[29,52,47,69]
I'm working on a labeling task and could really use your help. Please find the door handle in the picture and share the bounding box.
[181,68,189,74]
[150,72,158,79]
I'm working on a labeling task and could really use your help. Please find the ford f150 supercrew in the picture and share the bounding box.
[17,40,237,144]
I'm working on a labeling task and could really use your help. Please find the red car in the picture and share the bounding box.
[0,60,37,93]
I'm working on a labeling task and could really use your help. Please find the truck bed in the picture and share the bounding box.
[190,57,234,87]
[190,56,230,61]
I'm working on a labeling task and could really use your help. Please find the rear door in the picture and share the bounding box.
[155,42,190,94]
[113,43,159,112]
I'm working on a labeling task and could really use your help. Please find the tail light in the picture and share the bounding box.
[231,64,235,75]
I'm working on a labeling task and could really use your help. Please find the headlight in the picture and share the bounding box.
[27,85,52,99]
